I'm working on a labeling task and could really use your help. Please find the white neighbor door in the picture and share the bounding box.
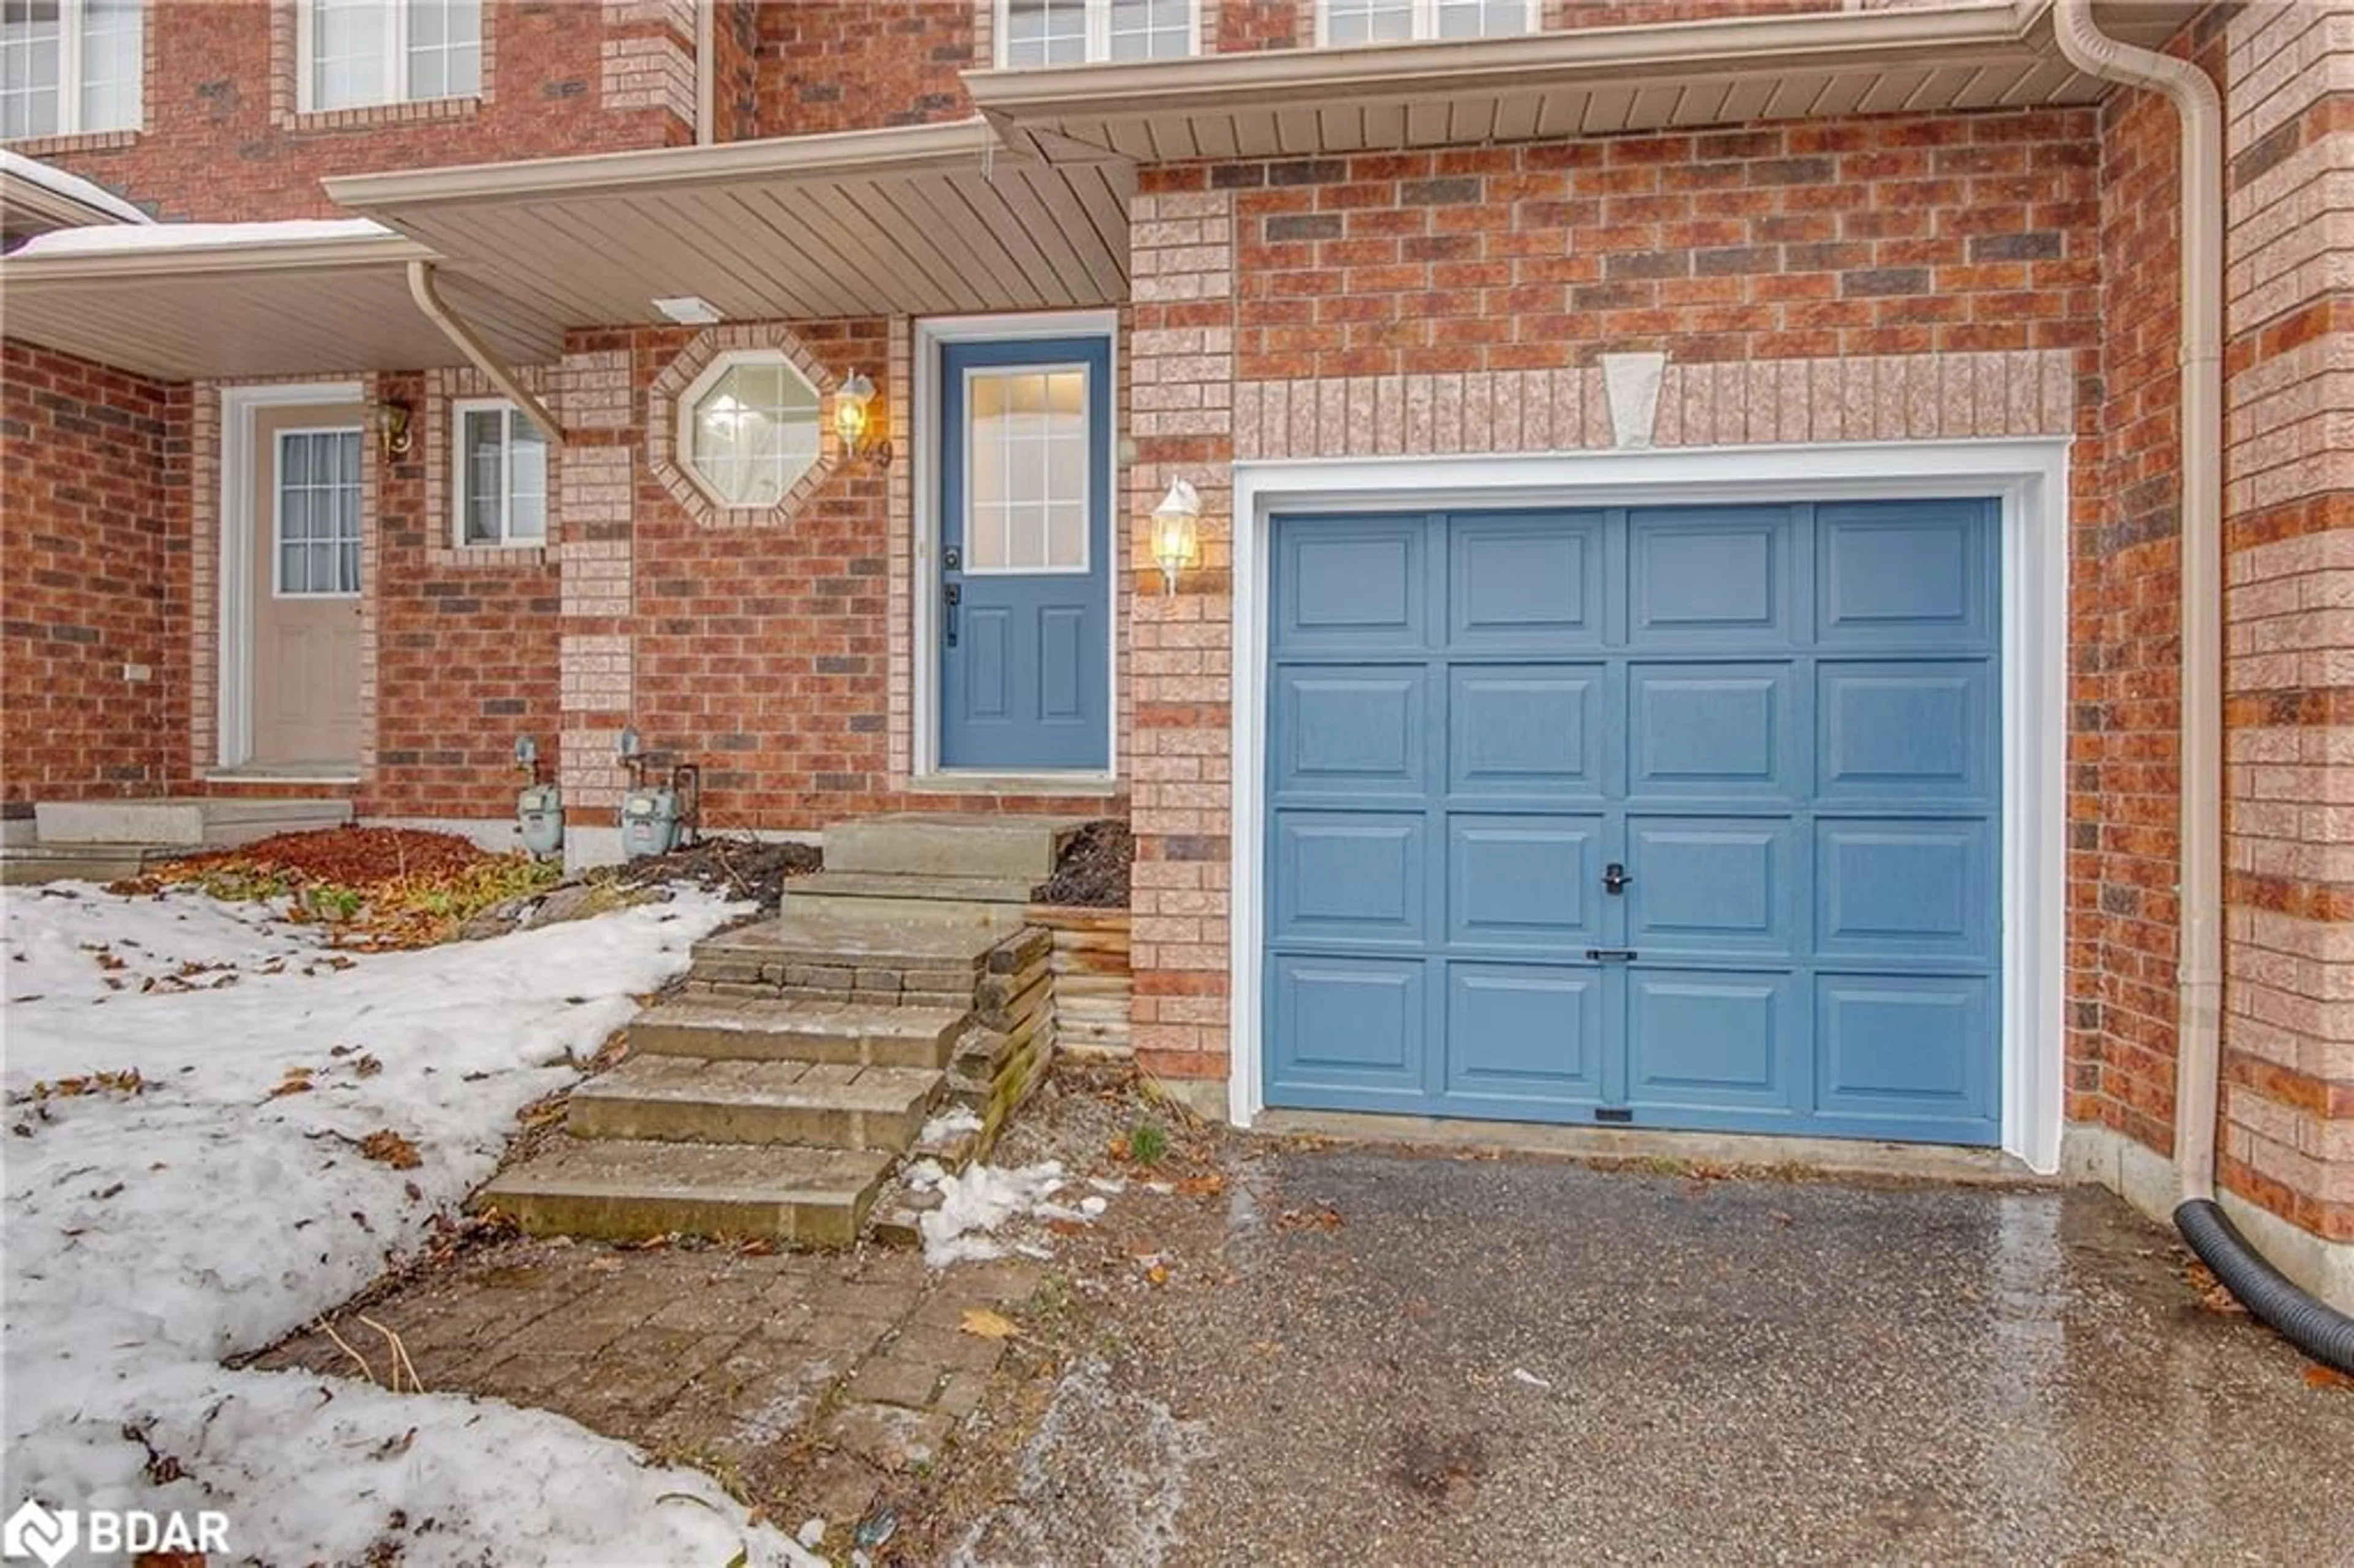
[248,405,365,769]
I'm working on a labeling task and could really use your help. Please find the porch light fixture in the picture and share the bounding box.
[1151,478,1202,596]
[371,398,414,459]
[832,370,892,468]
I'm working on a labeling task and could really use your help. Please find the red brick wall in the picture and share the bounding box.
[741,1,975,140]
[1218,1,1301,50]
[0,341,189,804]
[577,321,1121,830]
[25,1,689,223]
[362,373,564,821]
[2067,50,2195,1163]
[1202,108,2100,379]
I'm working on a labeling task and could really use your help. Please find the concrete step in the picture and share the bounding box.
[786,869,1041,905]
[568,1057,942,1151]
[698,906,1008,973]
[34,796,352,848]
[824,812,1088,881]
[0,843,181,886]
[774,890,1027,931]
[477,1140,892,1246]
[630,995,969,1070]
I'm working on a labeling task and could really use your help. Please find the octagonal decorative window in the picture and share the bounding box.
[680,351,823,511]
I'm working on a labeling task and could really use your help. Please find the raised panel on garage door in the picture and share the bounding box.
[1263,501,2002,1146]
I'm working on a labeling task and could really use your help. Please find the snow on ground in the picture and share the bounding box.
[1,883,806,1566]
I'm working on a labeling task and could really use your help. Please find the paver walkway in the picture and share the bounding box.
[256,1239,1038,1538]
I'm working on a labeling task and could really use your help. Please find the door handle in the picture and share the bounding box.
[943,581,960,648]
[1603,862,1631,896]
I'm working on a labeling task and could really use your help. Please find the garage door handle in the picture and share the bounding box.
[1585,948,1636,962]
[1602,862,1631,895]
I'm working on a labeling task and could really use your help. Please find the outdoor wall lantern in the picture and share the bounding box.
[1151,478,1202,596]
[371,398,414,459]
[832,371,893,467]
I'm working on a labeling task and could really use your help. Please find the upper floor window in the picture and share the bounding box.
[1321,0,1534,45]
[0,0,142,141]
[300,0,480,113]
[1000,0,1195,68]
[452,400,547,547]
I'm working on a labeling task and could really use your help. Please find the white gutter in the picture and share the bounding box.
[966,0,2081,122]
[406,260,564,444]
[325,118,1074,213]
[2049,0,2223,1209]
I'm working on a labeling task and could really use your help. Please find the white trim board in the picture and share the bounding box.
[216,380,366,771]
[910,310,1122,783]
[1225,438,2073,1174]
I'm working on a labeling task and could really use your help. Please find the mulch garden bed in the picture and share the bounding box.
[1031,820,1132,908]
[615,835,821,911]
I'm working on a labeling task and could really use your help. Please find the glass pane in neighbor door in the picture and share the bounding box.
[1046,502,1086,569]
[340,541,362,592]
[308,542,338,595]
[280,542,306,595]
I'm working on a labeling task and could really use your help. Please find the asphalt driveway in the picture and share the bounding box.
[950,1148,2354,1566]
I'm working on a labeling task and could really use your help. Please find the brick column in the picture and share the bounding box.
[2220,0,2354,1246]
[1127,178,1241,1095]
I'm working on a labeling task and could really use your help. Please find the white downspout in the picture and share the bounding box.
[2048,0,2223,1203]
[695,0,718,146]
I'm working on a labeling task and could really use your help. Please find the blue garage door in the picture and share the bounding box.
[1264,501,2001,1145]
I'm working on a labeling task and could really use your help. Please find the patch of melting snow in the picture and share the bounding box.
[2,884,804,1566]
[949,1356,1212,1568]
[918,1160,1076,1267]
[918,1105,983,1144]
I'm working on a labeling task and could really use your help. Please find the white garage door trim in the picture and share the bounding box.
[1227,438,2072,1173]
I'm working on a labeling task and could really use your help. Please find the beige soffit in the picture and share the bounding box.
[0,224,563,380]
[327,118,1136,327]
[962,0,2182,161]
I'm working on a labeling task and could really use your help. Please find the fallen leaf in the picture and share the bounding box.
[1174,1173,1227,1198]
[2304,1364,2353,1390]
[959,1307,1019,1340]
[357,1130,421,1170]
[266,1068,315,1101]
[1145,1263,1170,1287]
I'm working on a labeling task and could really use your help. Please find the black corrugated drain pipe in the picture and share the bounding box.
[2175,1200,2354,1373]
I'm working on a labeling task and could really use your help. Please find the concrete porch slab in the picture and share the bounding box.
[34,796,352,848]
[823,813,1092,882]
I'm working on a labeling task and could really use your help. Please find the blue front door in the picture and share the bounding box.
[1263,501,2002,1145]
[937,337,1112,772]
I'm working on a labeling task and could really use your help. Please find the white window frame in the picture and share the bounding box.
[449,397,547,549]
[995,0,1201,68]
[959,360,1094,578]
[0,0,143,140]
[271,425,365,600]
[1315,0,1539,46]
[294,0,481,115]
[677,349,825,514]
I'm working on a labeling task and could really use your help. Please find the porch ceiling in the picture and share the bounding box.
[327,120,1136,327]
[964,0,2180,162]
[0,229,563,381]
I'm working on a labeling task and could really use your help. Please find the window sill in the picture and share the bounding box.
[2,126,140,156]
[280,95,481,133]
[427,542,552,568]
